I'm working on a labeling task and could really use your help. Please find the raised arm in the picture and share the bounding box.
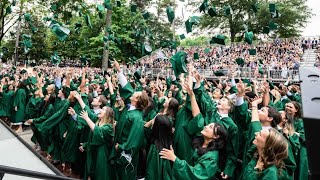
[106,75,114,95]
[79,67,87,93]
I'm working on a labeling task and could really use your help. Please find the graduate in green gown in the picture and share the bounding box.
[285,101,309,180]
[26,94,56,151]
[35,87,70,163]
[0,84,14,119]
[173,72,204,164]
[25,88,44,120]
[144,114,174,180]
[160,82,228,180]
[12,81,28,132]
[240,101,289,180]
[79,106,115,180]
[110,61,149,180]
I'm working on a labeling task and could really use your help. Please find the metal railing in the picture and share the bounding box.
[130,68,300,83]
[0,165,76,180]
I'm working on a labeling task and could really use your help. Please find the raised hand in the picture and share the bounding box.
[236,81,246,96]
[183,83,193,96]
[79,110,89,121]
[251,96,263,106]
[68,107,76,116]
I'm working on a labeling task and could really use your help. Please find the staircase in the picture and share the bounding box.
[301,49,317,67]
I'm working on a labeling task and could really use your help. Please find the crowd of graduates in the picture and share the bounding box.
[0,53,309,180]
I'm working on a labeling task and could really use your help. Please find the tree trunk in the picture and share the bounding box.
[172,18,175,41]
[228,17,235,43]
[102,9,112,71]
[14,3,23,66]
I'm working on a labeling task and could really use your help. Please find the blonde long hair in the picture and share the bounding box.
[97,106,114,127]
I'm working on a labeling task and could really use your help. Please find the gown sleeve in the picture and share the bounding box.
[33,104,55,123]
[117,113,145,152]
[91,124,114,146]
[173,152,219,180]
[183,113,204,137]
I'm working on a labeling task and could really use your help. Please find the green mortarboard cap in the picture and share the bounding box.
[166,7,175,24]
[51,24,70,41]
[2,47,9,53]
[185,19,192,33]
[245,31,254,45]
[249,49,256,55]
[272,10,281,18]
[169,41,178,49]
[131,4,137,13]
[103,36,109,42]
[224,5,232,16]
[6,6,12,14]
[251,3,259,13]
[75,22,82,29]
[24,13,31,22]
[43,17,52,22]
[80,55,87,65]
[269,4,276,13]
[142,11,150,19]
[263,26,270,34]
[236,58,245,65]
[22,34,32,53]
[208,6,218,17]
[97,4,104,12]
[259,59,263,64]
[268,21,278,30]
[199,0,208,13]
[84,14,92,29]
[104,0,112,10]
[170,51,188,77]
[204,48,210,54]
[258,66,264,75]
[30,62,36,67]
[30,24,38,34]
[134,70,141,80]
[268,80,275,90]
[51,51,61,65]
[116,0,121,7]
[50,4,58,11]
[20,69,27,74]
[190,16,200,25]
[214,71,225,76]
[180,34,186,40]
[30,77,37,85]
[242,79,251,87]
[211,35,226,45]
[194,52,199,60]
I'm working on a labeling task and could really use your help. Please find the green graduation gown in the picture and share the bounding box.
[12,88,27,124]
[293,118,309,180]
[240,158,279,180]
[0,90,14,117]
[83,124,115,180]
[173,110,204,164]
[145,144,173,180]
[172,150,219,180]
[25,96,43,119]
[31,104,55,150]
[111,83,145,180]
[35,98,70,160]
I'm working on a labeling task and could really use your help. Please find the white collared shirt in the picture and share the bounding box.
[262,126,272,130]
[128,105,137,111]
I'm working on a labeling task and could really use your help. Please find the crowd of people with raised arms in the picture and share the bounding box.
[0,46,309,179]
